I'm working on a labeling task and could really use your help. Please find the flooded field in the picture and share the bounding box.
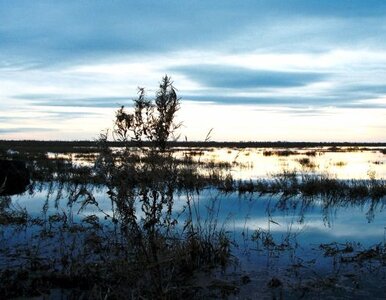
[180,146,386,180]
[1,144,386,299]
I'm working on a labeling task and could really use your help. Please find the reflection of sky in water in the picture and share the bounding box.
[195,191,386,245]
[10,184,385,278]
[181,190,386,275]
[12,185,386,249]
[48,147,386,180]
[178,147,386,180]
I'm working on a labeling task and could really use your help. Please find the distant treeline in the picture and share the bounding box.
[1,140,385,154]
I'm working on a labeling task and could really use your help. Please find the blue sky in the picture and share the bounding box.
[1,0,385,141]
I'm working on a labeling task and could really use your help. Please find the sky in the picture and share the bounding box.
[1,0,386,142]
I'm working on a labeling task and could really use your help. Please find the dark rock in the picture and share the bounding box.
[0,160,30,196]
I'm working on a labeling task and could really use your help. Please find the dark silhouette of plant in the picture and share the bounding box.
[93,75,230,298]
[114,75,180,150]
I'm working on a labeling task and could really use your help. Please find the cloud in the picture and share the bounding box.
[334,84,386,98]
[0,116,23,122]
[182,94,314,105]
[32,98,128,108]
[0,128,55,134]
[1,0,386,68]
[14,94,132,108]
[182,94,386,109]
[273,108,336,117]
[172,65,328,89]
[44,111,104,120]
[0,1,253,67]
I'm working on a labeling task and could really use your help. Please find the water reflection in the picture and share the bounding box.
[8,181,385,297]
[10,182,386,248]
[7,146,386,252]
[180,147,386,180]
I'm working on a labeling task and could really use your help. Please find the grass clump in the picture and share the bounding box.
[263,150,298,156]
[334,161,347,167]
[297,157,317,169]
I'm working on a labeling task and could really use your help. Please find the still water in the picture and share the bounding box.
[184,147,386,180]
